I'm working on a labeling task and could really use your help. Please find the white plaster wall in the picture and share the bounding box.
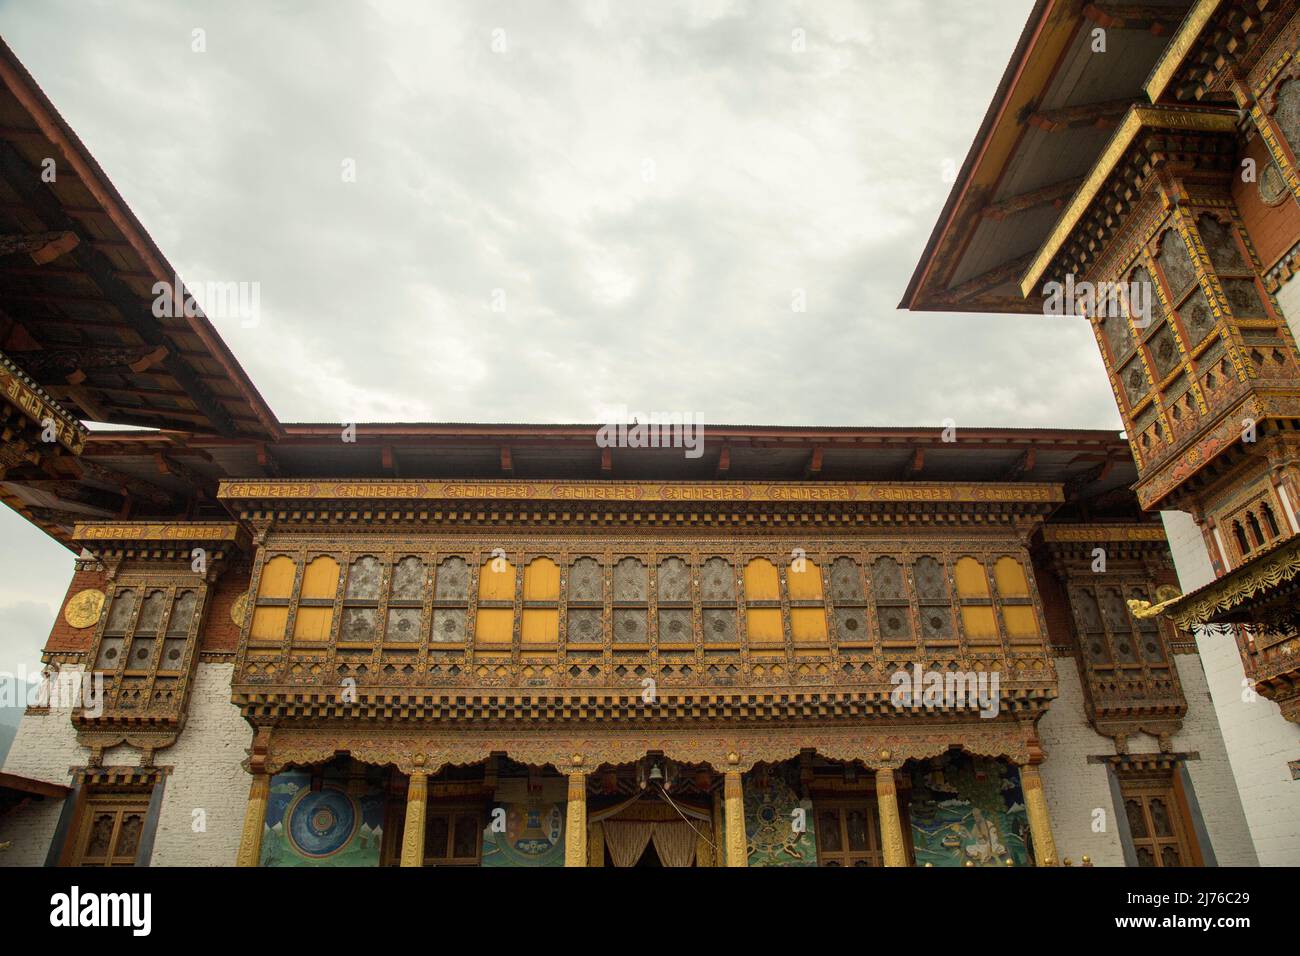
[1274,273,1300,343]
[0,664,86,866]
[0,662,251,867]
[1037,657,1125,865]
[1161,510,1300,866]
[150,663,249,866]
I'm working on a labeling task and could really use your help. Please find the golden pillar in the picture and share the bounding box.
[1020,763,1057,866]
[711,788,726,867]
[565,770,588,867]
[875,767,908,867]
[235,772,270,867]
[400,770,428,867]
[723,769,747,867]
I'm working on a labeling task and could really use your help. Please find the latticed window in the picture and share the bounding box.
[1075,590,1110,664]
[386,556,425,643]
[91,586,203,714]
[872,556,911,644]
[1119,771,1198,867]
[829,557,868,647]
[431,556,469,646]
[475,556,515,650]
[656,557,691,647]
[1127,587,1168,664]
[72,794,151,866]
[913,556,954,644]
[815,799,885,867]
[340,555,382,643]
[423,806,483,866]
[699,556,736,646]
[566,556,603,645]
[612,557,648,646]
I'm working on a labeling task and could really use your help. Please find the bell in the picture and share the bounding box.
[648,763,664,783]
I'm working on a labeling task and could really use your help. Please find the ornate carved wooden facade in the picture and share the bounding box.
[907,0,1300,727]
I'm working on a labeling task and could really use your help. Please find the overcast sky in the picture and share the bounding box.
[0,0,1122,677]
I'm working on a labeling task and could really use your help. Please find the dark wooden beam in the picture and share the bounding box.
[981,177,1082,221]
[255,443,280,478]
[1082,3,1184,34]
[1005,447,1036,480]
[600,446,612,474]
[1025,98,1132,132]
[0,229,78,263]
[715,445,730,477]
[803,445,823,478]
[0,140,239,437]
[906,448,925,476]
[500,445,513,474]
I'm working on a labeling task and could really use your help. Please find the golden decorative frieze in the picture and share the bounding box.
[1143,0,1224,103]
[0,348,87,455]
[1163,535,1300,630]
[250,722,1035,776]
[73,521,244,543]
[1040,525,1170,544]
[218,478,1063,506]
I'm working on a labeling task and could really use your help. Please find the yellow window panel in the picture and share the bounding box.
[292,606,334,642]
[474,608,514,644]
[257,555,296,599]
[299,557,340,599]
[746,607,783,642]
[954,557,990,598]
[994,557,1030,598]
[790,607,828,643]
[523,558,560,601]
[250,606,288,641]
[961,606,998,641]
[786,560,823,600]
[743,559,780,601]
[1003,606,1040,639]
[478,560,516,601]
[521,609,558,643]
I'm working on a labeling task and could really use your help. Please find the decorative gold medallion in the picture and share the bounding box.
[231,591,251,627]
[63,588,106,629]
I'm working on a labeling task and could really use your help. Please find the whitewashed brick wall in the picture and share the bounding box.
[0,662,251,867]
[0,664,87,866]
[1162,510,1300,865]
[1038,658,1125,865]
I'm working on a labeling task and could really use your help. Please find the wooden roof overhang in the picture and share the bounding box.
[70,519,250,563]
[1019,103,1240,294]
[216,477,1066,534]
[1159,533,1300,633]
[0,37,279,441]
[1145,0,1297,104]
[0,771,69,817]
[901,0,1194,315]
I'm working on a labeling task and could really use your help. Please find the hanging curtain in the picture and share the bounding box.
[651,821,698,868]
[603,820,655,867]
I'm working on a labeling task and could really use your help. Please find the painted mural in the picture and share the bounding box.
[480,777,566,867]
[744,766,817,866]
[908,752,1030,867]
[259,769,385,867]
